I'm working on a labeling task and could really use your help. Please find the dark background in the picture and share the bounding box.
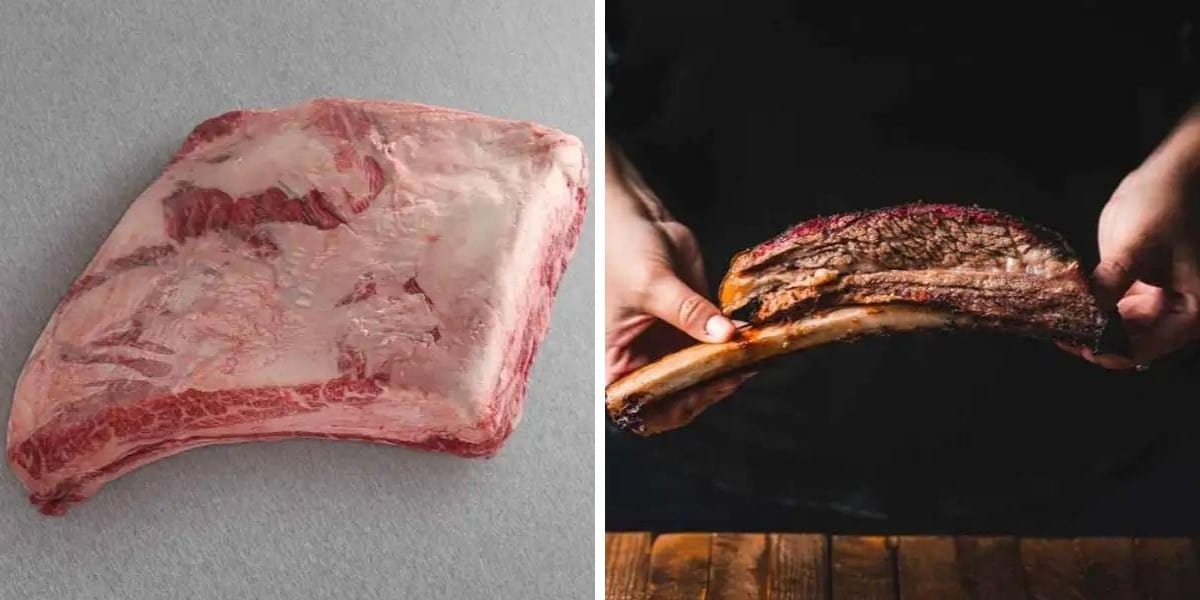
[606,2,1200,536]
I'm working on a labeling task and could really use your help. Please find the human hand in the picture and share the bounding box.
[1062,111,1200,370]
[605,144,736,385]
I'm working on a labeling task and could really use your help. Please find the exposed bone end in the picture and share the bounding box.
[615,370,759,436]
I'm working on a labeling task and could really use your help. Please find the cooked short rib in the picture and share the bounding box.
[607,203,1108,436]
[719,204,1104,343]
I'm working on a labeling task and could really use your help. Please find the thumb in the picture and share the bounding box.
[641,271,736,343]
[1091,252,1138,311]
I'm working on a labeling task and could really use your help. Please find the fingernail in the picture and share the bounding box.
[705,315,734,340]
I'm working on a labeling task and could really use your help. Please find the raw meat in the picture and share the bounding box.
[607,203,1107,435]
[7,98,589,515]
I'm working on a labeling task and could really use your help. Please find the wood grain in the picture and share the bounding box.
[606,533,1200,600]
[1076,537,1136,600]
[1133,537,1200,600]
[649,533,713,600]
[831,535,896,600]
[954,536,1028,600]
[708,533,768,599]
[1020,538,1085,600]
[766,534,829,600]
[606,533,652,600]
[895,536,967,599]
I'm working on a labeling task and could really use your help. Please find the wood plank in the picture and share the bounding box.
[1133,537,1200,600]
[954,536,1028,600]
[606,533,653,600]
[1020,538,1085,600]
[648,533,713,600]
[766,534,829,600]
[708,533,768,599]
[831,535,896,600]
[895,536,967,599]
[1076,537,1136,600]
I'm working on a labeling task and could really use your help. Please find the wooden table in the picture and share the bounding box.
[606,532,1200,599]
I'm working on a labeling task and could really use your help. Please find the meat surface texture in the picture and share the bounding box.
[7,98,589,515]
[607,203,1107,436]
[719,204,1105,344]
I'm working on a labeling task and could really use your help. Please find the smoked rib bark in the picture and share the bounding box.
[607,204,1107,436]
[719,204,1104,343]
[7,98,589,515]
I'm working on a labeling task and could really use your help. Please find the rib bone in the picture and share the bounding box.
[607,305,973,435]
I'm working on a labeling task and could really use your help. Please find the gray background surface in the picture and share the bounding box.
[0,1,594,598]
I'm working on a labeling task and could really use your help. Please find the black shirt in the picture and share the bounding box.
[606,2,1200,533]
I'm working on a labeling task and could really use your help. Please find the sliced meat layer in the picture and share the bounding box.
[718,203,1105,344]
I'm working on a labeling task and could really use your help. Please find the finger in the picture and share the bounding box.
[1121,291,1200,364]
[1053,340,1134,369]
[1091,255,1137,311]
[1071,288,1200,368]
[659,222,711,293]
[1123,280,1164,302]
[1054,340,1086,358]
[641,272,736,343]
[1080,346,1138,370]
[605,346,647,386]
[679,259,710,300]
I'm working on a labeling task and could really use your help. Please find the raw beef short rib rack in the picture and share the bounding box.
[7,98,588,515]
